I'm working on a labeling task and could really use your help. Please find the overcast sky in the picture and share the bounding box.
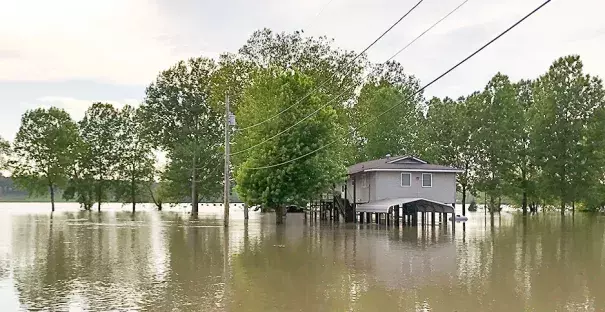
[1,0,604,141]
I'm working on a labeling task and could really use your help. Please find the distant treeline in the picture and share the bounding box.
[0,175,240,204]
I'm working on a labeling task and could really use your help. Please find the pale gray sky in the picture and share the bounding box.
[1,0,604,141]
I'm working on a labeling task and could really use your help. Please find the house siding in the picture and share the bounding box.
[373,171,456,204]
[345,172,379,204]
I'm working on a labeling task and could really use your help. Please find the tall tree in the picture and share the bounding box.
[473,73,518,213]
[509,80,540,214]
[425,95,477,215]
[234,69,345,224]
[584,100,605,211]
[532,55,604,215]
[11,107,79,211]
[140,57,223,214]
[351,61,424,162]
[115,105,156,213]
[79,103,121,211]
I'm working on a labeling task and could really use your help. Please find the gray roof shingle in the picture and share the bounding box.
[348,156,462,175]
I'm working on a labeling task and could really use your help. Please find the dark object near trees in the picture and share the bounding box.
[286,205,304,213]
[468,200,478,212]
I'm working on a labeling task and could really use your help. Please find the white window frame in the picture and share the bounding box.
[422,173,433,188]
[401,173,411,187]
[361,173,368,189]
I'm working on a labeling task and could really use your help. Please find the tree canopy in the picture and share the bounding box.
[11,107,79,211]
[234,69,345,223]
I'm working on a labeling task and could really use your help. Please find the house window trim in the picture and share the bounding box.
[422,173,433,188]
[401,173,411,187]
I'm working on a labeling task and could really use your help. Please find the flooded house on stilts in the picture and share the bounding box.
[326,155,463,228]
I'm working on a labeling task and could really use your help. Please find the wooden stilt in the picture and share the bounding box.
[452,203,456,232]
[394,205,400,226]
[431,212,436,227]
[414,209,418,226]
[421,211,425,227]
[359,212,364,224]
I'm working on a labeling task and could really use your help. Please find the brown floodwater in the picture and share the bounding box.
[0,203,604,311]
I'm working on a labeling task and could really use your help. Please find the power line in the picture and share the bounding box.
[236,0,425,132]
[244,0,552,170]
[231,0,469,157]
[300,0,335,33]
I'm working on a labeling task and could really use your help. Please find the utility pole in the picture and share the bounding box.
[224,94,231,227]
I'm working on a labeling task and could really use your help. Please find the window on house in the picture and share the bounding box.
[361,173,368,188]
[422,173,432,187]
[401,173,411,187]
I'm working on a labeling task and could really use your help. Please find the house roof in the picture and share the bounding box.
[348,156,462,175]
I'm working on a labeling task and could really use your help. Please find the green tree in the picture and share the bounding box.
[425,95,477,215]
[11,107,79,211]
[532,55,604,215]
[508,80,540,214]
[234,69,345,224]
[148,180,171,211]
[350,61,424,162]
[584,101,605,211]
[238,29,366,165]
[473,73,518,213]
[79,102,121,211]
[0,136,9,171]
[140,57,223,214]
[115,105,156,213]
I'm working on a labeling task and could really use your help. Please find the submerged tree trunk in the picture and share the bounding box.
[489,196,496,215]
[131,174,136,213]
[275,206,286,225]
[522,190,528,215]
[461,184,467,216]
[97,179,103,212]
[149,185,162,211]
[191,156,198,215]
[560,198,565,216]
[244,203,249,220]
[49,183,55,213]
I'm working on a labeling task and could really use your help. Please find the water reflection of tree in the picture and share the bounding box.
[422,214,605,311]
[11,211,172,310]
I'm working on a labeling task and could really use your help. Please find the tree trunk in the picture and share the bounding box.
[97,179,102,212]
[131,175,136,213]
[148,185,161,211]
[560,199,565,216]
[461,184,467,216]
[489,196,495,215]
[497,197,502,214]
[191,156,198,215]
[275,206,286,225]
[49,183,55,212]
[522,190,528,215]
[244,203,249,220]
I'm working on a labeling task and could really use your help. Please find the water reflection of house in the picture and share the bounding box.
[344,229,457,289]
[339,156,463,225]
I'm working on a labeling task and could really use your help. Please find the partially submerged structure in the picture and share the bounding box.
[337,155,463,226]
